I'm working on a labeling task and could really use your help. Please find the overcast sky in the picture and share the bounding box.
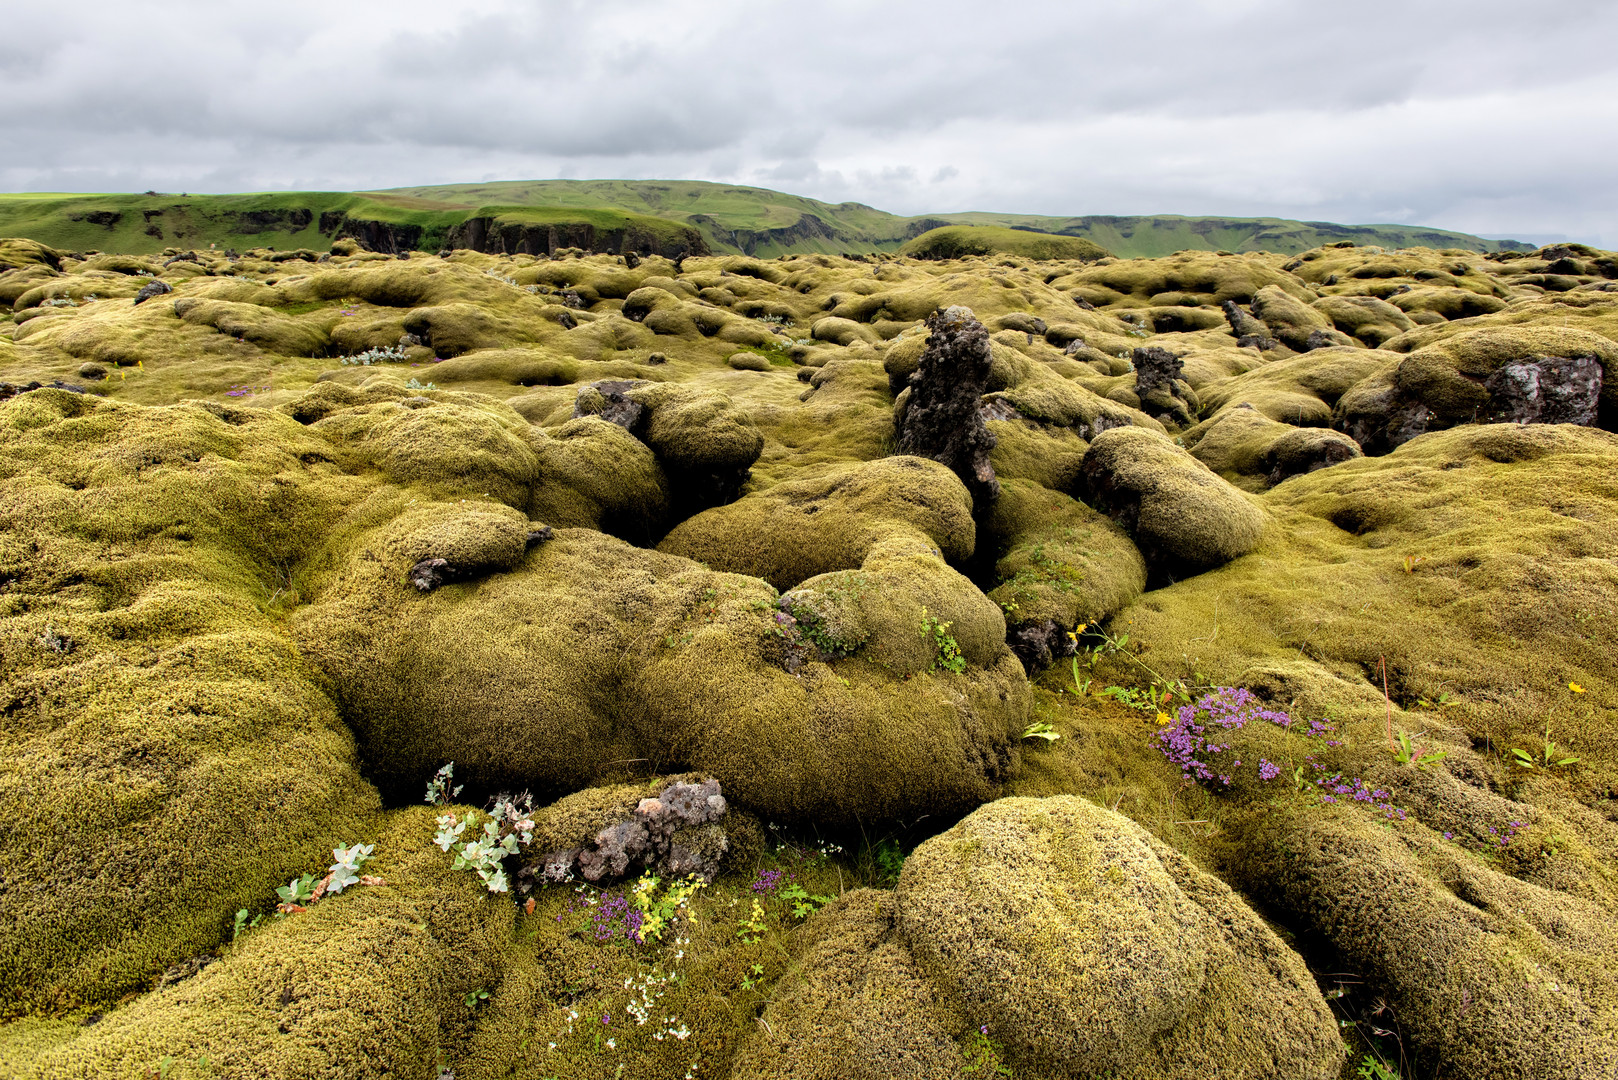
[3,0,1614,245]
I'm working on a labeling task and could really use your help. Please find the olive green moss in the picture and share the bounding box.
[1187,405,1363,491]
[895,796,1344,1079]
[659,457,974,590]
[899,225,1109,263]
[528,417,671,543]
[1225,803,1618,1080]
[982,479,1146,628]
[732,891,968,1080]
[28,806,515,1080]
[1193,345,1391,428]
[1080,427,1268,574]
[4,237,1618,1075]
[294,517,1028,824]
[0,391,382,1017]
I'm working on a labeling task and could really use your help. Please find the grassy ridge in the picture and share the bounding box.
[0,179,1534,258]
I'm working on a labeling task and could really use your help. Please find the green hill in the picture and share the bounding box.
[0,179,1535,260]
[899,225,1109,262]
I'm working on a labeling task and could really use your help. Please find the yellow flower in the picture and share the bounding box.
[1155,712,1172,726]
[1569,683,1586,693]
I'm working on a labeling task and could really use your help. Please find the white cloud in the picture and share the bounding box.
[1,0,1615,243]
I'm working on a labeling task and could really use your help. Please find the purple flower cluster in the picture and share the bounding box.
[1155,688,1294,786]
[590,895,646,943]
[1445,819,1528,850]
[1306,764,1405,820]
[1258,759,1282,781]
[750,869,785,896]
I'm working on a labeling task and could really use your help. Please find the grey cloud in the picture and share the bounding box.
[1,0,1616,243]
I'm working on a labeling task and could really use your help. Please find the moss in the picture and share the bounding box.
[529,417,670,543]
[1059,251,1311,308]
[732,891,968,1080]
[895,796,1344,1079]
[982,479,1145,629]
[294,521,1027,825]
[29,806,515,1080]
[899,225,1109,262]
[1311,293,1413,346]
[1113,420,1618,799]
[1079,427,1267,575]
[1390,286,1508,320]
[1188,405,1363,489]
[1224,803,1618,1080]
[0,391,382,1017]
[658,456,975,591]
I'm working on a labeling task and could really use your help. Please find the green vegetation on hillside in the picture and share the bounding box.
[0,179,1535,261]
[900,225,1109,262]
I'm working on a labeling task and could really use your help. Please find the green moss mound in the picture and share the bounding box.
[1079,427,1268,575]
[900,226,1109,263]
[658,456,975,590]
[895,796,1344,1079]
[0,391,381,1017]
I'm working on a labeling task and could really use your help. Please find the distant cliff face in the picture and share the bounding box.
[445,216,708,258]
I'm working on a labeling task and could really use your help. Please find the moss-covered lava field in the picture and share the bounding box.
[0,230,1615,1080]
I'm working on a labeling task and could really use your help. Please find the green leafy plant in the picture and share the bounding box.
[872,838,906,885]
[1510,723,1579,770]
[1069,656,1091,696]
[1356,1053,1401,1080]
[1392,729,1448,769]
[435,793,536,893]
[463,987,490,1009]
[231,908,264,940]
[327,843,376,893]
[920,607,966,674]
[425,761,463,806]
[739,962,766,990]
[1022,720,1060,742]
[961,1026,1013,1076]
[275,873,317,909]
[404,377,437,391]
[780,881,833,919]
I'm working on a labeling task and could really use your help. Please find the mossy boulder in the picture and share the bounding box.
[1228,804,1618,1080]
[659,456,975,590]
[1251,285,1357,352]
[0,391,381,1016]
[895,796,1344,1079]
[981,479,1146,669]
[733,891,968,1080]
[294,518,1028,825]
[1335,325,1618,453]
[528,416,670,544]
[1078,427,1267,576]
[1188,404,1363,490]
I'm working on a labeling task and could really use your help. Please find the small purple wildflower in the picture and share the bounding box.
[751,869,785,896]
[1154,688,1293,786]
[1259,759,1281,781]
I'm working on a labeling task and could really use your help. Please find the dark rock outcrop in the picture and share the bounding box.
[333,217,424,255]
[133,279,172,306]
[519,777,743,887]
[1132,345,1197,427]
[893,306,1000,509]
[1482,355,1602,426]
[572,380,647,430]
